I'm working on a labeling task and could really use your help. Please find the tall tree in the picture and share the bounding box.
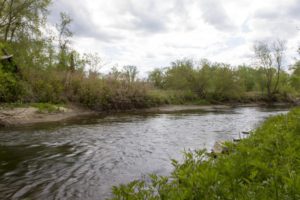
[0,0,51,42]
[123,65,138,83]
[291,47,300,91]
[272,39,286,93]
[56,12,73,69]
[84,52,103,77]
[254,39,286,99]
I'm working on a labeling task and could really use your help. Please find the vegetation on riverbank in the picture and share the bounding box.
[0,102,64,113]
[111,107,300,199]
[0,1,300,111]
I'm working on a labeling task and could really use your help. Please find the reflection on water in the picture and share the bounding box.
[0,107,289,200]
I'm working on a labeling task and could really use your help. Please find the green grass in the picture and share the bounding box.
[147,89,200,105]
[111,107,300,200]
[31,103,64,113]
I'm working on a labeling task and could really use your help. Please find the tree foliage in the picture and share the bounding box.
[0,0,50,42]
[253,40,287,99]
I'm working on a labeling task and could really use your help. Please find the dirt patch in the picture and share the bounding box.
[0,105,95,127]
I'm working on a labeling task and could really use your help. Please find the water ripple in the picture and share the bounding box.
[0,107,289,200]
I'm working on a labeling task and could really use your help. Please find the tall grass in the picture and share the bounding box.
[111,107,300,200]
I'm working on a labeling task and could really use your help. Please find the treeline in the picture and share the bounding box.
[0,0,299,111]
[148,54,300,103]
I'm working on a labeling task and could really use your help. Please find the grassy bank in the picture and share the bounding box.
[111,107,300,200]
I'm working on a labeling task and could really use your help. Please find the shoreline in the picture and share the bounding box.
[0,102,296,127]
[0,105,96,127]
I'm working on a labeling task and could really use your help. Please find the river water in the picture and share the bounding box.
[0,106,289,200]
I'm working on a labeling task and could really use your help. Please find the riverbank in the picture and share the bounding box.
[0,102,296,127]
[0,104,96,127]
[0,104,228,127]
[111,107,300,199]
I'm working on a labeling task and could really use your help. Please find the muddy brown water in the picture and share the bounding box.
[0,106,290,200]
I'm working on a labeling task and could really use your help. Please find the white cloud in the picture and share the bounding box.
[49,0,300,73]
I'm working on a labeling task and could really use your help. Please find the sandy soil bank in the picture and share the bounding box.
[0,104,231,127]
[0,102,295,127]
[0,105,95,127]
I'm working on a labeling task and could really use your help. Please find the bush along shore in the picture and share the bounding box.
[111,107,300,200]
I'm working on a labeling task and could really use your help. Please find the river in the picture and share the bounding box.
[0,106,289,200]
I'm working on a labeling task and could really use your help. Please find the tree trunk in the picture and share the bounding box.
[4,0,14,41]
[273,60,281,94]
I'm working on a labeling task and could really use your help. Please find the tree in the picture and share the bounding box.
[148,68,165,88]
[291,48,300,91]
[83,53,103,77]
[291,62,300,91]
[123,65,138,83]
[108,66,122,81]
[209,63,243,101]
[236,65,257,92]
[164,59,194,90]
[0,0,52,70]
[0,0,51,42]
[56,12,73,69]
[272,40,286,93]
[192,59,212,98]
[253,39,286,99]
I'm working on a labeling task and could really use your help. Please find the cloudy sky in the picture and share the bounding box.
[48,0,300,73]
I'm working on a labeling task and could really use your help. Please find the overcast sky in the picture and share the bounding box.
[48,0,300,73]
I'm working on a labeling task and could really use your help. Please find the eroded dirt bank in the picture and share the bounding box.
[0,105,96,127]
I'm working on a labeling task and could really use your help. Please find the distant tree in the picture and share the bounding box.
[107,66,120,81]
[272,40,286,93]
[236,65,257,92]
[148,68,165,88]
[209,63,243,101]
[253,39,286,99]
[291,62,300,91]
[83,53,103,77]
[165,59,194,90]
[56,12,73,69]
[123,65,138,83]
[291,48,300,91]
[193,59,213,98]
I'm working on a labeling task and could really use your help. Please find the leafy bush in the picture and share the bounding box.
[111,108,300,200]
[22,69,65,103]
[0,70,23,102]
[147,89,198,105]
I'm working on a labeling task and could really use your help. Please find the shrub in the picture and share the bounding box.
[22,68,65,103]
[0,70,23,102]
